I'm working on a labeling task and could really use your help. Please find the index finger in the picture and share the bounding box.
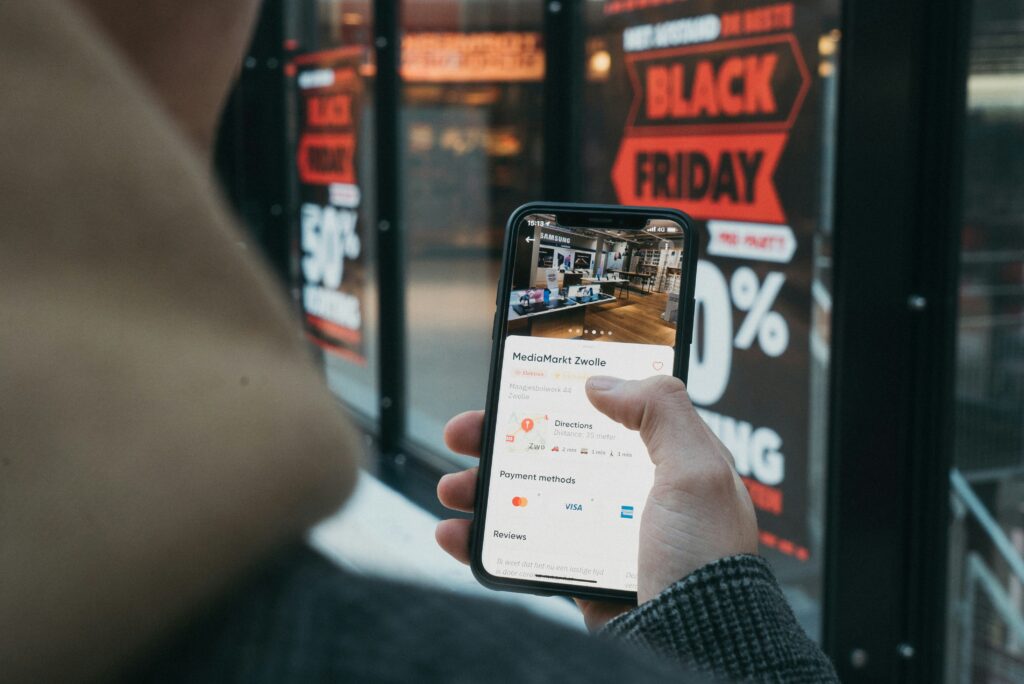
[443,410,485,458]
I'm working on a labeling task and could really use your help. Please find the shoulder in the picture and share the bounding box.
[123,544,699,684]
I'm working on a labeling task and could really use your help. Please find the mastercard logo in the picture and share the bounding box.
[511,496,529,507]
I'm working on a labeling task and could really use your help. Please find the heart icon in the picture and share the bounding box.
[652,361,664,371]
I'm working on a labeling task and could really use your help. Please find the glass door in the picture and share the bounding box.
[399,0,546,463]
[944,0,1024,681]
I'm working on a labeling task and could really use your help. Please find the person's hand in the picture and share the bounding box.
[435,375,758,631]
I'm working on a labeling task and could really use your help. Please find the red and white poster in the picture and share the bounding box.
[588,0,838,567]
[612,15,810,224]
[288,48,368,365]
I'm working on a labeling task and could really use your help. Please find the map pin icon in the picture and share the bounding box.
[521,418,534,433]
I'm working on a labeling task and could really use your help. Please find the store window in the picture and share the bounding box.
[945,0,1024,680]
[276,0,841,637]
[285,0,380,418]
[580,0,841,638]
[400,0,545,460]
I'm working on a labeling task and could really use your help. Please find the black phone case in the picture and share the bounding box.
[470,201,700,602]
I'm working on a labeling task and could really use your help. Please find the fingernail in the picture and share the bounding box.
[587,375,623,392]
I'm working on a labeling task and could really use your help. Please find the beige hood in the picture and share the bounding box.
[0,1,360,681]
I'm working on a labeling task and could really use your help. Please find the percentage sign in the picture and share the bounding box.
[730,267,789,357]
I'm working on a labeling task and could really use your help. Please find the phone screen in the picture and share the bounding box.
[479,211,691,594]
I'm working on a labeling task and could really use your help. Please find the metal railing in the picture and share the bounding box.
[948,468,1024,683]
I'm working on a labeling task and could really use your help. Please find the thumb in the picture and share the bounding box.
[584,375,710,468]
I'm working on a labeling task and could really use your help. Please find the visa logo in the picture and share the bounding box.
[565,503,583,511]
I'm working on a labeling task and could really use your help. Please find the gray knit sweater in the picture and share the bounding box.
[124,545,837,683]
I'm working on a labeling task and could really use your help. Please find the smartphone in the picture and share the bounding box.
[472,202,698,601]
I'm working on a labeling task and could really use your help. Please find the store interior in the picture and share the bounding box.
[507,218,686,346]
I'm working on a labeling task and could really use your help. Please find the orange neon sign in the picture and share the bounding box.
[401,32,544,83]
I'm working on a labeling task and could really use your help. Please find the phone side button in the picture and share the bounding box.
[491,310,498,340]
[685,298,696,343]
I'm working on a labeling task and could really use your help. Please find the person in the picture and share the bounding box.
[0,1,838,682]
[122,376,838,683]
[436,376,763,631]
